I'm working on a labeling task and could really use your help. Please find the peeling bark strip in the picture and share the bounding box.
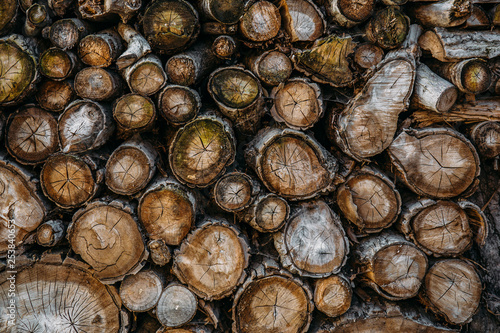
[78,29,123,67]
[120,270,163,312]
[274,200,349,277]
[157,283,198,327]
[113,93,156,137]
[281,0,325,42]
[337,166,401,233]
[68,199,148,283]
[420,259,481,324]
[213,172,260,212]
[238,193,290,233]
[388,127,481,199]
[0,262,122,332]
[36,80,75,112]
[354,231,428,300]
[173,219,250,300]
[239,1,281,42]
[158,85,201,125]
[314,274,352,318]
[6,105,59,165]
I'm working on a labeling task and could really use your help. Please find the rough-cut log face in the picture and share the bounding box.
[39,48,74,80]
[314,275,352,317]
[257,195,289,231]
[366,7,409,49]
[281,0,325,42]
[210,68,260,109]
[173,220,249,300]
[148,239,172,266]
[114,94,156,131]
[6,106,58,164]
[127,55,166,96]
[354,43,384,69]
[240,1,281,42]
[68,201,147,282]
[157,284,198,327]
[460,59,491,94]
[204,0,244,24]
[75,67,120,101]
[0,38,36,105]
[0,263,122,332]
[78,32,121,67]
[388,128,480,199]
[339,0,375,22]
[257,51,292,86]
[0,2,17,34]
[143,0,199,54]
[0,160,45,255]
[120,270,163,312]
[41,154,96,208]
[36,80,75,112]
[214,172,255,212]
[234,275,312,333]
[421,259,481,324]
[275,200,348,277]
[159,85,200,125]
[48,19,88,50]
[470,122,500,159]
[139,181,195,246]
[170,117,235,188]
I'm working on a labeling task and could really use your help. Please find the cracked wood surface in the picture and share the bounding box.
[122,54,167,96]
[281,0,325,42]
[158,85,200,125]
[157,283,198,328]
[36,80,75,112]
[314,274,352,318]
[78,30,122,68]
[113,93,156,137]
[214,172,259,212]
[119,270,163,313]
[238,193,290,233]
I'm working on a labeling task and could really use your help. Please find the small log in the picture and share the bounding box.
[336,166,401,233]
[429,58,491,95]
[120,270,164,312]
[244,50,293,86]
[169,113,236,188]
[353,43,384,69]
[320,0,374,28]
[143,0,200,54]
[23,3,51,37]
[281,0,326,42]
[78,29,123,67]
[78,0,141,23]
[116,23,151,70]
[245,127,338,200]
[156,283,198,328]
[36,80,75,112]
[292,35,356,87]
[464,4,491,29]
[58,99,114,153]
[239,1,281,42]
[0,34,39,106]
[198,0,245,24]
[0,1,17,36]
[274,200,349,277]
[420,259,481,324]
[410,63,458,113]
[44,18,89,50]
[148,239,172,266]
[388,127,481,199]
[36,219,65,247]
[40,153,100,208]
[354,231,428,300]
[238,193,290,233]
[68,199,148,283]
[40,47,79,81]
[419,27,500,61]
[0,157,47,256]
[173,218,250,300]
[48,0,73,17]
[314,274,353,318]
[211,35,237,59]
[75,66,123,101]
[158,85,201,125]
[105,138,158,195]
[270,77,324,130]
[213,172,260,212]
[366,7,410,50]
[121,54,166,96]
[408,0,471,27]
[113,93,156,137]
[6,105,59,165]
[469,121,500,159]
[138,177,197,246]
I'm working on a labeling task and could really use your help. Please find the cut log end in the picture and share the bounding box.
[214,172,257,212]
[210,68,260,109]
[36,220,65,247]
[281,0,325,42]
[470,121,500,159]
[241,193,290,233]
[212,35,236,59]
[366,7,409,49]
[113,94,156,135]
[254,51,292,86]
[40,48,76,81]
[240,1,281,42]
[120,270,163,312]
[354,43,384,69]
[157,283,198,327]
[75,67,122,101]
[314,275,352,318]
[125,55,167,96]
[36,80,75,112]
[78,31,122,68]
[159,85,201,125]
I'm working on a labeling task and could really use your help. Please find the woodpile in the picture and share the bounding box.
[1,0,500,332]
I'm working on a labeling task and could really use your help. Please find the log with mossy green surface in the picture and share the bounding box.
[40,47,79,81]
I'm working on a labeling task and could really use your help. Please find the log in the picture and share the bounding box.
[202,21,237,35]
[156,282,198,328]
[67,198,148,283]
[270,78,324,130]
[138,177,197,246]
[245,127,338,200]
[408,0,471,27]
[410,63,458,113]
[336,166,401,233]
[113,93,157,137]
[40,153,100,208]
[5,105,59,165]
[143,0,200,54]
[116,23,151,70]
[44,18,89,50]
[281,0,326,42]
[354,231,428,300]
[105,137,159,195]
[122,54,167,96]
[208,66,265,134]
[198,0,245,24]
[464,4,491,29]
[120,270,164,312]
[314,274,353,318]
[58,99,114,153]
[40,47,79,81]
[320,0,374,28]
[418,27,500,61]
[148,239,172,266]
[238,193,290,233]
[244,50,293,87]
[48,0,73,17]
[0,157,47,256]
[78,0,141,23]
[353,43,384,69]
[36,79,76,112]
[23,3,51,37]
[0,1,17,36]
[420,259,482,324]
[388,127,481,199]
[365,7,410,50]
[74,66,123,101]
[0,34,39,106]
[158,85,201,126]
[469,121,500,159]
[274,200,349,277]
[158,325,212,333]
[239,1,281,42]
[213,171,260,212]
[492,4,500,26]
[169,113,236,188]
[78,29,123,67]
[458,199,489,246]
[211,35,236,59]
[36,219,65,247]
[173,218,250,300]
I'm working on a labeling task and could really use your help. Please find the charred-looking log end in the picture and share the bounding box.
[366,7,409,49]
[214,172,257,212]
[166,57,196,86]
[159,85,201,125]
[157,283,198,327]
[314,275,352,318]
[120,270,163,312]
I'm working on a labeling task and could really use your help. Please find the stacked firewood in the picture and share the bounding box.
[0,0,499,332]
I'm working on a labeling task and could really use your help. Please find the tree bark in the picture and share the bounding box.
[158,85,201,126]
[408,0,471,27]
[116,23,151,70]
[75,66,123,101]
[281,0,326,42]
[78,29,123,67]
[113,93,157,138]
[238,193,290,233]
[40,47,79,81]
[244,50,293,87]
[239,1,281,42]
[156,282,198,328]
[314,274,353,318]
[36,219,65,247]
[120,270,164,312]
[44,18,89,50]
[48,0,73,17]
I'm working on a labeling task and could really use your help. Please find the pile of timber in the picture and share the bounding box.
[0,0,500,332]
